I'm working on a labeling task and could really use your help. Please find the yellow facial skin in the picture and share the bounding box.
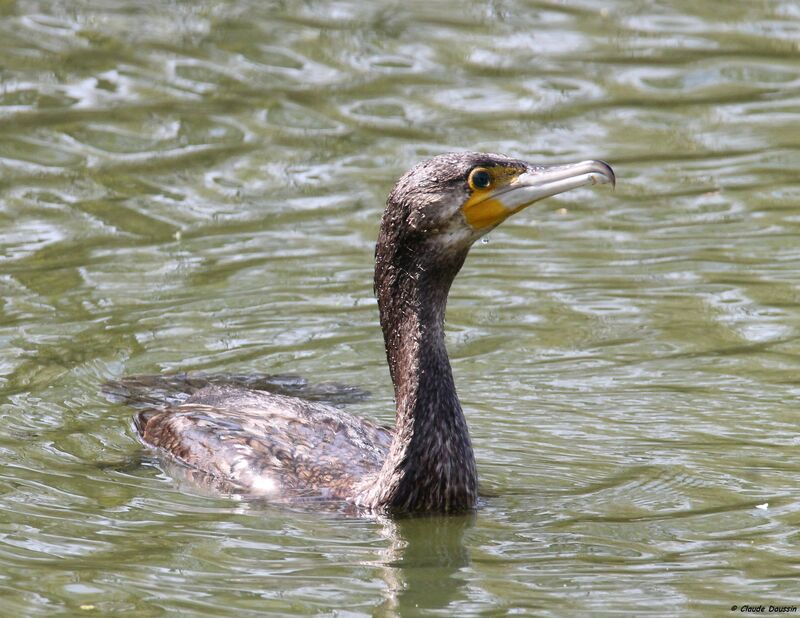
[461,159,616,232]
[461,165,525,231]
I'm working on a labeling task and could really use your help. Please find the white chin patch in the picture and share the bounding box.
[432,221,478,250]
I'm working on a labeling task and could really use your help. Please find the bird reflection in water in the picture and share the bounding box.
[373,513,476,616]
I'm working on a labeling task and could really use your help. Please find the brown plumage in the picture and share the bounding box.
[125,152,615,513]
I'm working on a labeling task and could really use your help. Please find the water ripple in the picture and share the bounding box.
[1,0,800,615]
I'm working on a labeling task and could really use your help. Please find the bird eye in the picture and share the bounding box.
[468,168,493,190]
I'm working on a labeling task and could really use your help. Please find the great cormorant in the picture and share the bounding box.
[132,152,615,513]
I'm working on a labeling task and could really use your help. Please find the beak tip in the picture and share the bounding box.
[595,160,616,189]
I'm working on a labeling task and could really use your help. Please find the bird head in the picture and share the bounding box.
[378,151,615,263]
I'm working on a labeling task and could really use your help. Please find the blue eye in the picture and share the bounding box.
[469,168,492,190]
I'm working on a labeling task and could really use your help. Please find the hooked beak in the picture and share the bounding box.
[463,160,615,231]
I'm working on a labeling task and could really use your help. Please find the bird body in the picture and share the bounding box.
[131,152,615,513]
[135,387,389,498]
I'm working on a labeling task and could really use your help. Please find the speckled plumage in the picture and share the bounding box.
[135,386,391,499]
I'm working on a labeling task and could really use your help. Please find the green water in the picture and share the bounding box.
[1,0,800,615]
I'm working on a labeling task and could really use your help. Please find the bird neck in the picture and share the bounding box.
[365,243,477,512]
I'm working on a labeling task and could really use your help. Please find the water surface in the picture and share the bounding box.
[1,0,800,615]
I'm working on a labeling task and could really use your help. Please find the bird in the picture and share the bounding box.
[131,152,615,513]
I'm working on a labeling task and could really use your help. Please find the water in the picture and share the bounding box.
[1,0,800,615]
